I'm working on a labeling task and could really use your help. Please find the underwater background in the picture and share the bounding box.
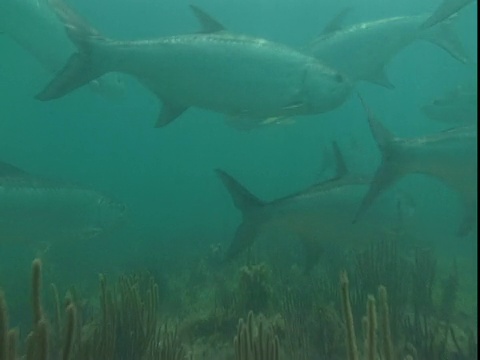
[0,0,477,359]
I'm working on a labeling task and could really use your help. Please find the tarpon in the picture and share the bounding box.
[0,160,126,243]
[422,80,477,125]
[36,1,352,128]
[306,0,469,88]
[355,97,477,236]
[0,0,125,99]
[217,144,406,271]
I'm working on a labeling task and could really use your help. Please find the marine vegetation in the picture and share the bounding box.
[0,239,477,359]
[0,259,185,360]
[233,311,280,360]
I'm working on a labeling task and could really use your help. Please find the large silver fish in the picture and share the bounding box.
[0,0,125,99]
[217,144,406,271]
[0,160,126,243]
[306,0,470,88]
[36,1,352,128]
[355,97,477,236]
[422,80,477,125]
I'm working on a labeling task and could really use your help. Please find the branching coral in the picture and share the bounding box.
[0,259,186,360]
[233,311,280,360]
[0,258,77,360]
[237,263,272,314]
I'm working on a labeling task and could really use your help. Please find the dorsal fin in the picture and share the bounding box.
[189,4,226,33]
[0,161,28,177]
[321,7,351,34]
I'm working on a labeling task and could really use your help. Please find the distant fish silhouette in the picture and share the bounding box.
[0,160,126,243]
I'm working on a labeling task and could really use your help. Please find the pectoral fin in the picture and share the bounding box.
[226,114,295,131]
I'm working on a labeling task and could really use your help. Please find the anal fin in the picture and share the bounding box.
[365,67,395,89]
[155,103,188,128]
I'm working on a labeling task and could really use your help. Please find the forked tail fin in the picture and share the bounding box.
[215,169,266,260]
[36,0,113,100]
[354,95,406,223]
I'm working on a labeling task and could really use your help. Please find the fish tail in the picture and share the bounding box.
[36,0,113,100]
[215,169,266,261]
[420,0,475,30]
[419,12,469,64]
[354,95,405,223]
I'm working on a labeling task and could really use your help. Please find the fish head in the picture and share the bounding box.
[301,62,353,113]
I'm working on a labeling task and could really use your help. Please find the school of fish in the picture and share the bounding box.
[0,0,476,269]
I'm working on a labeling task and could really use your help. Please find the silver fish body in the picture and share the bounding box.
[37,2,352,127]
[306,8,468,88]
[112,33,351,118]
[0,162,126,243]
